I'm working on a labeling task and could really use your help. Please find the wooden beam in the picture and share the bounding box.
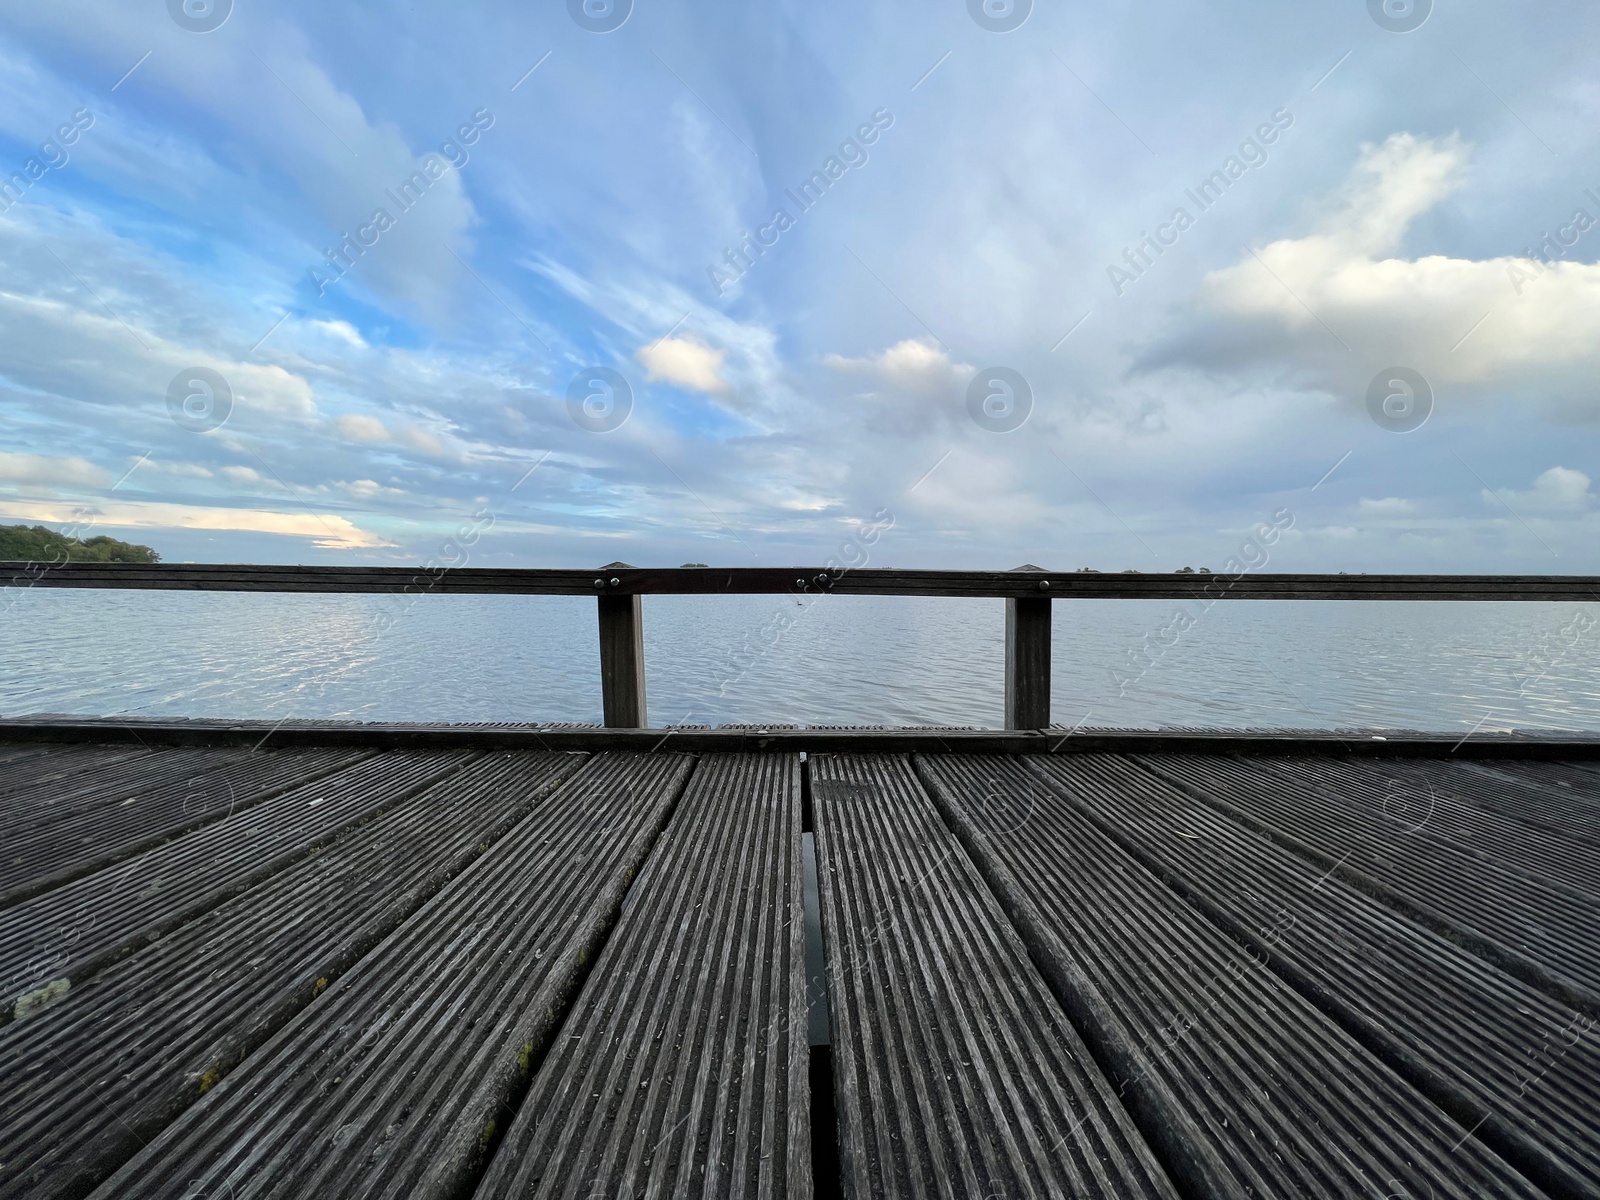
[597,592,647,728]
[1005,568,1052,729]
[7,562,1600,601]
[6,717,1600,759]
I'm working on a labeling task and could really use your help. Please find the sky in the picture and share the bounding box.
[0,0,1597,572]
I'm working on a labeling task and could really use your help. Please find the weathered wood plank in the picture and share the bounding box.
[0,751,475,1021]
[0,745,154,798]
[913,754,1544,1199]
[1138,754,1600,1011]
[0,751,584,1200]
[11,738,1600,1198]
[1416,760,1600,844]
[1004,594,1051,729]
[597,592,647,727]
[812,754,1177,1198]
[1020,752,1600,1199]
[478,754,808,1199]
[1254,755,1600,895]
[0,746,240,830]
[5,716,1600,759]
[89,752,694,1200]
[0,747,367,908]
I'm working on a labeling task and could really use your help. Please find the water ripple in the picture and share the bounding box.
[3,591,1598,733]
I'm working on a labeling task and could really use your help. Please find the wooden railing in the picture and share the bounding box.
[7,561,1598,728]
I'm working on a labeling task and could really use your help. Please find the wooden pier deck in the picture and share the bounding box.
[1,722,1598,1198]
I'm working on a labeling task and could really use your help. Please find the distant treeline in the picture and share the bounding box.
[0,523,160,563]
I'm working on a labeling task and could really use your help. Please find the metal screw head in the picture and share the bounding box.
[795,578,805,587]
[593,578,605,588]
[1038,580,1050,590]
[609,577,620,586]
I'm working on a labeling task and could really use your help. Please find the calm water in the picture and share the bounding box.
[2,590,1598,733]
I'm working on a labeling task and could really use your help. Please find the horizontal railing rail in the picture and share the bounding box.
[4,717,1599,758]
[5,562,1600,600]
[7,562,1599,729]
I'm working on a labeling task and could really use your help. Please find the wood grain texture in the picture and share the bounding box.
[0,751,474,1023]
[4,739,1600,1198]
[1138,753,1600,1010]
[0,745,154,798]
[1004,595,1051,730]
[913,753,1546,1199]
[1383,758,1600,847]
[597,592,647,727]
[812,754,1178,1199]
[478,754,809,1199]
[0,751,585,1200]
[0,746,367,908]
[0,744,60,766]
[1019,752,1600,1199]
[1250,754,1600,896]
[90,752,694,1200]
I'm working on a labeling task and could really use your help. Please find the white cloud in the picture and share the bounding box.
[1316,132,1469,256]
[1167,133,1600,413]
[219,465,261,483]
[309,319,367,348]
[150,461,214,478]
[334,414,390,443]
[397,425,447,456]
[825,338,968,391]
[2,8,1596,574]
[0,498,392,550]
[0,4,486,319]
[821,339,977,435]
[0,451,108,488]
[338,479,406,499]
[636,336,729,394]
[1358,497,1414,515]
[1494,466,1592,513]
[0,286,317,426]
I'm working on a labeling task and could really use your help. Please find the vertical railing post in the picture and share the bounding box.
[1004,564,1051,730]
[596,565,647,727]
